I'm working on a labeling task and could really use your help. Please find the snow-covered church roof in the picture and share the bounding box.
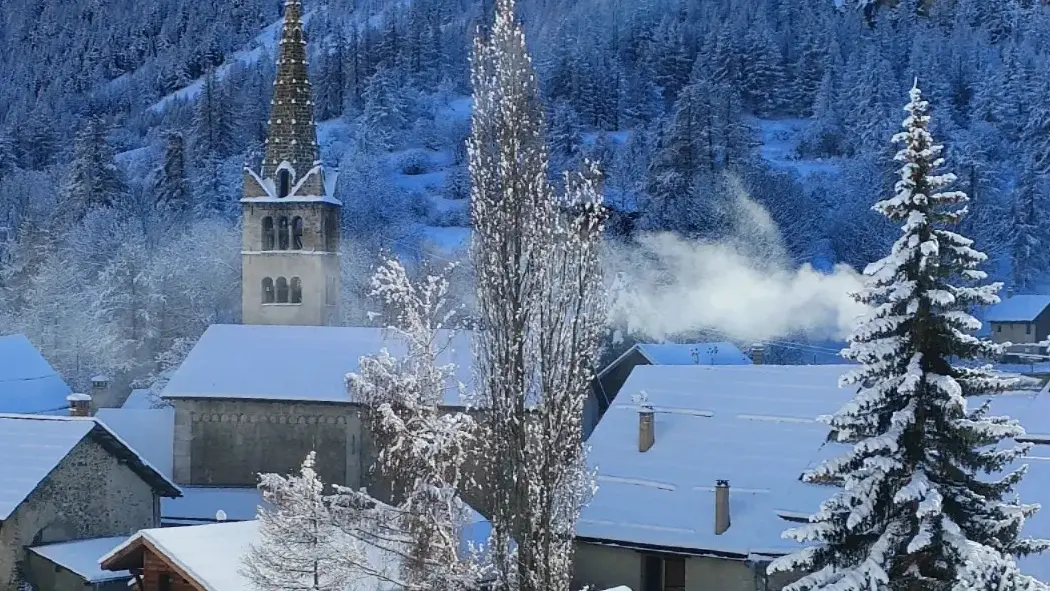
[0,333,73,414]
[162,324,474,406]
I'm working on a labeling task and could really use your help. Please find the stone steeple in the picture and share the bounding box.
[261,0,321,193]
[239,0,341,327]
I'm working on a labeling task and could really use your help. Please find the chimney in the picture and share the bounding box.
[67,393,92,417]
[91,374,112,407]
[714,480,731,535]
[638,405,655,453]
[749,343,765,365]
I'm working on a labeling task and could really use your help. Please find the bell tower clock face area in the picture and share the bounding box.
[240,0,341,327]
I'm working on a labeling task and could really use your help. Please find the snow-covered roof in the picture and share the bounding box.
[28,536,130,583]
[634,342,752,366]
[578,364,1050,578]
[162,487,264,525]
[120,388,156,409]
[101,519,402,591]
[95,408,174,478]
[985,295,1050,323]
[0,334,73,414]
[578,364,857,557]
[0,414,181,520]
[162,324,474,406]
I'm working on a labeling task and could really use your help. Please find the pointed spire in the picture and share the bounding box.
[261,0,322,193]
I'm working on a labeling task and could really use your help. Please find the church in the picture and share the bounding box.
[159,0,476,498]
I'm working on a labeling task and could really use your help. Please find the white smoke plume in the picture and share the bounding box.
[606,178,869,343]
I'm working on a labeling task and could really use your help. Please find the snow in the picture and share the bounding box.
[634,342,752,366]
[162,487,265,525]
[577,364,854,556]
[757,119,840,179]
[94,408,174,477]
[422,226,470,253]
[102,519,405,591]
[0,334,73,414]
[148,18,284,113]
[984,295,1050,323]
[0,414,97,519]
[162,325,474,406]
[28,536,129,583]
[120,389,154,409]
[0,413,180,520]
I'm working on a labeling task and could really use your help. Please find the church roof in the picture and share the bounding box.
[161,324,474,406]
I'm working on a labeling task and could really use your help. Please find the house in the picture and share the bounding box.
[585,342,752,437]
[161,323,474,492]
[0,413,181,591]
[986,295,1050,358]
[94,407,264,526]
[0,334,72,415]
[23,536,130,591]
[573,364,1050,591]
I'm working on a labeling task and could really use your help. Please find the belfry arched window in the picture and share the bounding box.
[262,278,275,303]
[278,216,290,250]
[262,217,275,250]
[278,169,291,198]
[292,216,304,250]
[276,277,289,303]
[291,277,303,304]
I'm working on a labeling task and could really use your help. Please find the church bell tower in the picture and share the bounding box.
[241,0,341,326]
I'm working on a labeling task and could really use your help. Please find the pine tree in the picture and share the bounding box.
[61,115,126,225]
[549,100,583,164]
[241,453,367,591]
[1011,161,1046,294]
[155,132,191,214]
[770,83,1048,591]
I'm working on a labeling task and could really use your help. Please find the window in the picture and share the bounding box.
[278,216,290,250]
[262,278,275,304]
[276,277,289,303]
[262,217,275,250]
[292,216,304,250]
[997,325,1002,333]
[641,554,685,591]
[291,277,303,303]
[278,169,291,198]
[1027,324,1032,335]
[326,277,337,306]
[324,214,337,251]
[159,574,172,591]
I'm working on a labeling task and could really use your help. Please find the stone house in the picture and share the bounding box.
[985,295,1050,359]
[0,413,181,591]
[574,364,1050,590]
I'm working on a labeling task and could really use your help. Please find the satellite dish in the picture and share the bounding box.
[215,510,227,522]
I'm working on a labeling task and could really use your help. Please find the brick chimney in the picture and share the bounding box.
[638,405,655,453]
[749,344,765,365]
[715,480,731,535]
[67,393,92,417]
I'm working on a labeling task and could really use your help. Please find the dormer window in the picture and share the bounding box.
[278,169,291,198]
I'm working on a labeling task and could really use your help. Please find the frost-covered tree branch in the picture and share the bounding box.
[468,0,606,589]
[346,257,484,590]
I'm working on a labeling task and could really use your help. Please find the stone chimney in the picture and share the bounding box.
[67,393,92,417]
[749,343,766,365]
[714,480,731,535]
[638,405,655,453]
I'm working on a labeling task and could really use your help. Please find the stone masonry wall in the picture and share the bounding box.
[0,438,158,591]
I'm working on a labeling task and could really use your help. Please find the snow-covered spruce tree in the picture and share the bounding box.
[154,132,191,215]
[469,0,606,589]
[242,452,367,591]
[60,115,125,226]
[345,257,483,590]
[769,83,1048,591]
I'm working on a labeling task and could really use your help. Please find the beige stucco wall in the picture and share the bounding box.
[0,438,159,591]
[572,541,800,591]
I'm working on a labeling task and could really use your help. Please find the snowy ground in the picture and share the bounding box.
[755,119,841,179]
